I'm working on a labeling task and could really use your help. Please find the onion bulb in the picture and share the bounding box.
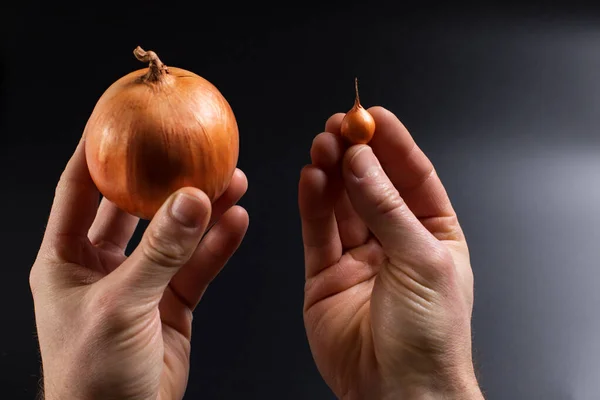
[340,78,376,144]
[84,46,239,220]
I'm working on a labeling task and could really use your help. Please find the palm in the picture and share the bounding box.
[304,233,472,397]
[58,231,195,400]
[304,237,384,396]
[101,253,192,400]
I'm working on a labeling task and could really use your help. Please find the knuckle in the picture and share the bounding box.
[29,264,42,295]
[54,176,67,197]
[373,183,406,218]
[88,289,131,331]
[425,245,456,276]
[54,173,74,198]
[143,229,189,267]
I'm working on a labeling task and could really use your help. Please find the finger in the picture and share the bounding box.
[208,168,248,227]
[88,168,247,256]
[325,112,345,134]
[88,198,139,253]
[342,145,434,259]
[297,112,349,277]
[368,106,455,220]
[112,187,211,302]
[310,112,345,173]
[299,165,342,278]
[310,130,368,249]
[168,205,249,310]
[335,190,369,249]
[41,138,99,259]
[310,131,345,171]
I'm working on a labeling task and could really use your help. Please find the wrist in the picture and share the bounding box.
[382,367,484,400]
[386,382,483,400]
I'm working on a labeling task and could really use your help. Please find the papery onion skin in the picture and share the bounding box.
[84,47,239,220]
[339,78,376,145]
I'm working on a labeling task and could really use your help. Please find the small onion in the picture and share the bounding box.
[84,46,239,219]
[340,78,376,144]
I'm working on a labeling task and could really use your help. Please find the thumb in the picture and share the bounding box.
[117,187,211,301]
[342,145,430,257]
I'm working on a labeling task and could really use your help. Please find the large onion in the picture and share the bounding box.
[84,46,239,219]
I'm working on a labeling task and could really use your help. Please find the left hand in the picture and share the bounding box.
[30,137,249,400]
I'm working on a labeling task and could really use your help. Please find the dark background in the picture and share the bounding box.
[2,1,600,399]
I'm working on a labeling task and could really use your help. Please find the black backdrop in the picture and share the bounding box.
[2,2,600,399]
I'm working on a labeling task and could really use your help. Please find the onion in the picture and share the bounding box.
[84,46,239,219]
[340,78,376,144]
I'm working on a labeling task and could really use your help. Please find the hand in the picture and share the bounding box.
[30,138,249,400]
[299,107,483,399]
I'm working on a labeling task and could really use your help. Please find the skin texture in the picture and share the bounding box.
[31,106,483,400]
[299,107,484,399]
[30,137,249,400]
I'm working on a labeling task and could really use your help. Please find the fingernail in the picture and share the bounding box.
[170,193,203,227]
[350,146,379,178]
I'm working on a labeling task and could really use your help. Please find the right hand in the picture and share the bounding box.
[299,107,484,399]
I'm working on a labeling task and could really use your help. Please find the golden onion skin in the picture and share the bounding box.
[84,51,239,220]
